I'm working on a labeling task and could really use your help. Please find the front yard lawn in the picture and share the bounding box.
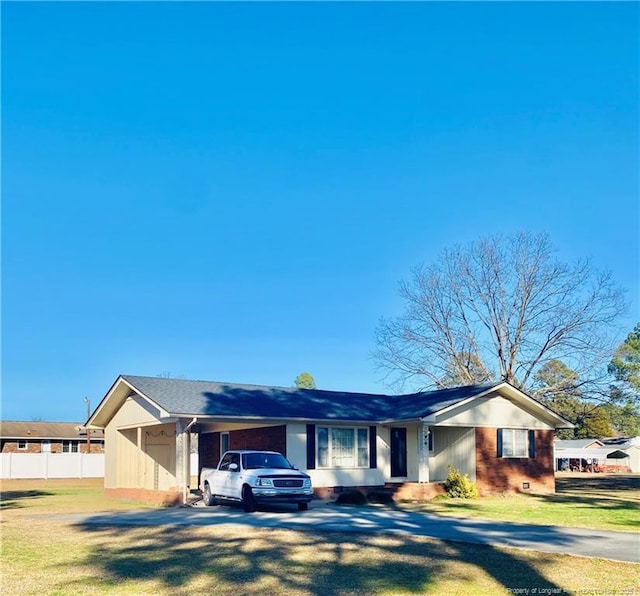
[1,477,638,595]
[402,474,640,533]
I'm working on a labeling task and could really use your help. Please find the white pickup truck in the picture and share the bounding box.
[199,450,313,512]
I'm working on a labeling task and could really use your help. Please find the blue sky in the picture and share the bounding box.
[2,2,638,422]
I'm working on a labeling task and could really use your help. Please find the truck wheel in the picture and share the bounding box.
[298,502,308,511]
[203,483,216,506]
[242,486,256,513]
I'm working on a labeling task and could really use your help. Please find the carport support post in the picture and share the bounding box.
[418,422,430,483]
[176,418,197,505]
[175,419,189,505]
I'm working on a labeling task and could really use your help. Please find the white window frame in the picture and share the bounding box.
[220,432,229,455]
[502,429,528,458]
[317,426,369,469]
[17,440,27,450]
[62,441,79,453]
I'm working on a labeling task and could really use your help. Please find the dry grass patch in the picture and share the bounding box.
[1,480,638,595]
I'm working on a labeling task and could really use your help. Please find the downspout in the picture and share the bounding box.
[182,418,198,505]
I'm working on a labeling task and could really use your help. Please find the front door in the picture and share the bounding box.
[390,427,407,477]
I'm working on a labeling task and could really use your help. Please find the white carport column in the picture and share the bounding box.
[175,419,188,504]
[176,418,197,504]
[417,422,430,483]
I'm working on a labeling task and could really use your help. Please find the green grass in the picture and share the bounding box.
[1,477,638,595]
[401,475,640,533]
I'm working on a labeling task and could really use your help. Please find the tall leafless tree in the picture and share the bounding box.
[375,232,628,399]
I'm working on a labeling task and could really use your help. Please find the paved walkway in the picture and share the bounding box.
[63,501,639,564]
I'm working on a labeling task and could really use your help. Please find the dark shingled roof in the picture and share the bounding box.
[121,375,499,422]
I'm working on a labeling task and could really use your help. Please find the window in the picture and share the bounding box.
[498,429,532,458]
[317,427,369,468]
[243,452,292,470]
[220,432,229,455]
[62,441,79,453]
[218,451,239,472]
[18,440,27,450]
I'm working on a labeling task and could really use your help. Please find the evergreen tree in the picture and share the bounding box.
[294,372,316,390]
[608,323,640,397]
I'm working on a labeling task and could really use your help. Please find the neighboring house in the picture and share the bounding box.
[0,421,106,479]
[555,438,604,450]
[554,437,640,473]
[0,421,105,454]
[87,375,573,505]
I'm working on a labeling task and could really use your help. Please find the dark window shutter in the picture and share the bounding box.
[529,430,536,458]
[369,426,377,469]
[497,428,503,457]
[306,424,316,470]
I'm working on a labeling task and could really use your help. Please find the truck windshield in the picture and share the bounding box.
[242,453,293,470]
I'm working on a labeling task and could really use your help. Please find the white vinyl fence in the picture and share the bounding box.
[0,453,105,479]
[1,452,200,480]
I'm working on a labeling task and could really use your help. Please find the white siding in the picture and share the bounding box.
[104,394,177,490]
[429,427,476,482]
[287,423,388,488]
[286,423,308,471]
[437,396,554,429]
[112,395,164,428]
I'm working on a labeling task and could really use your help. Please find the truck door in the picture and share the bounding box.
[227,452,243,498]
[216,452,235,497]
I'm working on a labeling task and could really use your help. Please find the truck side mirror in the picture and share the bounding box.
[229,463,239,472]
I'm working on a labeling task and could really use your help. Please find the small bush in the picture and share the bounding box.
[443,466,478,499]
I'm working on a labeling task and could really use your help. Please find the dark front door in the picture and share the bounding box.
[390,427,407,477]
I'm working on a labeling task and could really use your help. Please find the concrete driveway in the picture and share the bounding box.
[65,501,639,564]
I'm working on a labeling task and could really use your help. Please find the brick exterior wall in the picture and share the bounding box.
[1,440,103,454]
[230,425,287,454]
[391,482,447,501]
[475,428,555,495]
[198,432,218,472]
[197,425,287,470]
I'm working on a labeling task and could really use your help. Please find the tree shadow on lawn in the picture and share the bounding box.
[556,475,640,493]
[420,480,640,532]
[0,489,54,510]
[64,523,564,594]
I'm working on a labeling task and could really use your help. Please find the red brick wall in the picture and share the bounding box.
[2,441,41,453]
[230,425,286,455]
[199,432,218,471]
[1,440,104,454]
[198,425,287,471]
[475,428,555,495]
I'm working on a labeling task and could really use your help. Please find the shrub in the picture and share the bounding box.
[443,466,478,499]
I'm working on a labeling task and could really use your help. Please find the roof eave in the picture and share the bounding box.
[87,376,169,429]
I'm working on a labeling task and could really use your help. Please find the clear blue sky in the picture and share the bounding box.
[2,2,638,422]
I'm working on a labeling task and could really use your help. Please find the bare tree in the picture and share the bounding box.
[375,232,627,399]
